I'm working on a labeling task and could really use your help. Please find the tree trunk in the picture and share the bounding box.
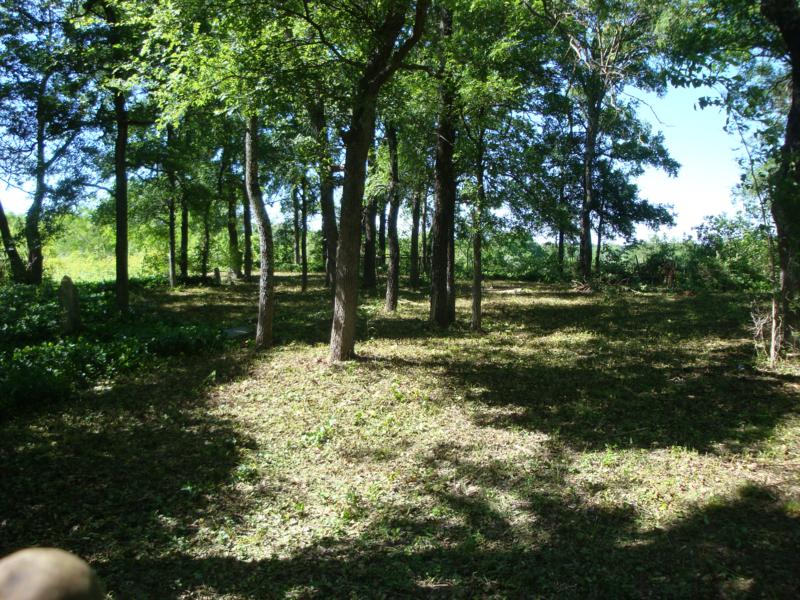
[430,9,457,328]
[166,125,178,287]
[472,130,486,332]
[595,207,604,273]
[557,228,565,273]
[114,91,129,310]
[379,198,387,267]
[168,197,177,287]
[579,100,600,281]
[201,206,210,282]
[242,184,253,281]
[292,185,301,265]
[385,124,400,311]
[471,213,482,332]
[0,200,27,283]
[308,101,338,289]
[245,115,274,349]
[301,175,308,292]
[362,195,378,289]
[217,146,241,279]
[422,191,429,277]
[328,0,430,361]
[330,95,378,360]
[227,195,242,278]
[762,0,800,342]
[179,190,189,280]
[410,187,421,289]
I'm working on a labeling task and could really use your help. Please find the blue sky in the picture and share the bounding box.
[3,84,745,240]
[632,85,743,240]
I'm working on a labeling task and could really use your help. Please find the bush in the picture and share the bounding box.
[0,337,147,410]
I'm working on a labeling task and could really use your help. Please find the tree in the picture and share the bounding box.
[0,0,93,284]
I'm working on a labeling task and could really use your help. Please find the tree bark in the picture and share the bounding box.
[166,125,178,287]
[217,146,242,279]
[595,205,604,273]
[179,189,189,280]
[329,0,431,361]
[430,8,457,328]
[472,130,486,332]
[0,200,27,283]
[292,185,301,265]
[245,115,274,349]
[362,194,378,289]
[410,187,421,289]
[227,195,242,278]
[385,124,400,311]
[301,175,308,292]
[379,197,387,267]
[331,95,378,360]
[762,0,800,340]
[579,96,601,281]
[242,184,253,281]
[422,190,429,277]
[113,91,129,310]
[308,101,338,289]
[200,206,211,282]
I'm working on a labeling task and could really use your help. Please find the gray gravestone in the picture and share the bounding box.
[59,276,80,334]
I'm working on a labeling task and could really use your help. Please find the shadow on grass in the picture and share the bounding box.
[0,349,262,595]
[94,476,799,598]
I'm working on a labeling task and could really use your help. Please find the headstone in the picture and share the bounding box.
[59,276,80,334]
[0,548,105,600]
[214,267,222,285]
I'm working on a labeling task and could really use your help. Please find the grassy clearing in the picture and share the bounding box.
[1,276,799,598]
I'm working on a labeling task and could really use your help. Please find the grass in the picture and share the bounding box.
[1,275,799,598]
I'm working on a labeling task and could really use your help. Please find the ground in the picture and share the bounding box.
[1,276,799,598]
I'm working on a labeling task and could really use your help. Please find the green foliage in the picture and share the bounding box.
[0,277,228,411]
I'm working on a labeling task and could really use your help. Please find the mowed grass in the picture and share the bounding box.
[1,275,799,598]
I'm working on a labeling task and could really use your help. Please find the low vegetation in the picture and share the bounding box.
[2,275,798,598]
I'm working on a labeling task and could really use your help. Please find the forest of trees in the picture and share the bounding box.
[3,2,800,598]
[0,0,796,358]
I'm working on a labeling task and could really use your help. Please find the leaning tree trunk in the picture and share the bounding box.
[245,115,274,349]
[410,187,421,289]
[385,124,401,311]
[0,200,27,283]
[762,0,800,343]
[113,91,129,310]
[430,9,457,328]
[242,185,253,281]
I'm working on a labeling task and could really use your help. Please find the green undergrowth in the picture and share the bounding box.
[1,276,798,598]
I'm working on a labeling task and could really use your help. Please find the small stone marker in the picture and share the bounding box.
[214,267,222,285]
[0,547,104,600]
[59,276,80,334]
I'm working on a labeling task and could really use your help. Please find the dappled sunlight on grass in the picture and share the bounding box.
[2,277,798,597]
